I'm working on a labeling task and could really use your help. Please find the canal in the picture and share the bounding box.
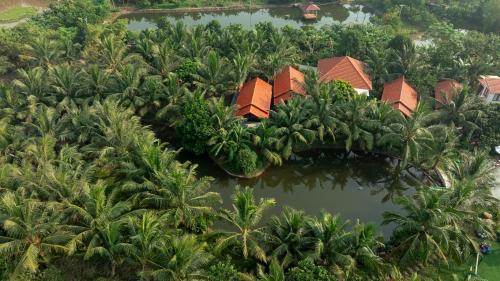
[120,3,373,31]
[182,150,423,236]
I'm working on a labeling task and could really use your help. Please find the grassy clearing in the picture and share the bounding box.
[0,6,38,23]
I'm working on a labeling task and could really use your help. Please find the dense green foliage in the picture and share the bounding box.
[0,1,498,280]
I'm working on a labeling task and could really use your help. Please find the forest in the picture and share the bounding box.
[0,0,499,280]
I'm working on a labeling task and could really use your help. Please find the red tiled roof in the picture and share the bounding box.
[236,78,273,119]
[318,56,373,90]
[381,77,418,117]
[435,79,462,105]
[304,3,320,11]
[479,77,500,93]
[273,66,306,104]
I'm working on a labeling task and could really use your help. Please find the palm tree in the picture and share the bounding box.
[306,211,352,274]
[0,192,73,280]
[208,125,252,164]
[267,207,311,267]
[307,82,343,143]
[271,98,315,160]
[137,163,221,232]
[149,235,210,281]
[82,64,111,101]
[257,257,285,281]
[378,103,434,170]
[334,94,375,154]
[446,150,495,188]
[84,220,136,277]
[216,186,275,262]
[93,35,143,73]
[13,67,49,103]
[382,189,472,266]
[151,41,179,78]
[388,40,422,79]
[110,64,147,113]
[20,38,62,69]
[250,120,282,166]
[231,52,256,91]
[192,50,231,97]
[130,212,166,277]
[433,87,483,140]
[49,65,85,107]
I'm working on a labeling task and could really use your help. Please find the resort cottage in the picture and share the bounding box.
[235,78,273,119]
[317,56,373,95]
[381,77,418,117]
[478,75,500,103]
[434,79,462,106]
[273,66,306,104]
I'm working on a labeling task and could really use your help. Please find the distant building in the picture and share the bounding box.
[434,79,462,106]
[317,56,373,95]
[478,75,500,103]
[273,66,306,104]
[235,78,273,119]
[302,3,320,20]
[381,77,418,117]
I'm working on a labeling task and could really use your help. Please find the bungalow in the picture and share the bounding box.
[317,56,373,95]
[478,75,500,103]
[381,77,418,117]
[235,78,273,119]
[434,79,462,106]
[273,66,306,104]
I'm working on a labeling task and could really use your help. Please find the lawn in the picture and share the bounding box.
[0,6,38,23]
[422,241,500,281]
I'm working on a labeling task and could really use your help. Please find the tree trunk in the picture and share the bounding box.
[111,262,116,278]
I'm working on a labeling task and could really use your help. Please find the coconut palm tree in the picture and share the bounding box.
[149,235,210,281]
[151,41,179,78]
[257,257,285,281]
[208,125,252,164]
[334,94,376,154]
[137,163,221,232]
[267,207,311,267]
[271,98,315,160]
[110,64,147,113]
[306,211,352,274]
[433,87,483,140]
[216,186,275,262]
[129,212,166,278]
[0,192,73,280]
[93,35,143,73]
[251,120,282,166]
[192,50,231,97]
[20,38,63,69]
[49,66,85,107]
[382,189,469,266]
[82,64,111,101]
[446,150,495,188]
[231,52,256,91]
[13,67,49,103]
[378,103,434,170]
[307,82,344,143]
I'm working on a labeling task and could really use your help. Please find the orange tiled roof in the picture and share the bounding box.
[318,56,373,90]
[435,79,462,105]
[236,78,273,119]
[273,66,306,104]
[381,77,418,117]
[304,3,320,11]
[479,77,500,93]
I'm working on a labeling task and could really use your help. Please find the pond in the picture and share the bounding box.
[184,150,424,236]
[121,3,373,32]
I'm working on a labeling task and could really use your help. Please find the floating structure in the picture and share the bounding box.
[318,56,373,95]
[273,66,306,104]
[381,77,418,117]
[235,78,273,119]
[478,75,500,103]
[434,79,462,107]
[302,3,320,20]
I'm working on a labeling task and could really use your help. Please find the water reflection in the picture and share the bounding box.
[184,150,423,236]
[121,4,373,32]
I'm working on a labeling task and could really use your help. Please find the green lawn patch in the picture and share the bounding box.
[477,241,500,280]
[0,6,38,23]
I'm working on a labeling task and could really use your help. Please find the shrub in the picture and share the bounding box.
[236,149,258,175]
[286,259,337,281]
[206,261,239,281]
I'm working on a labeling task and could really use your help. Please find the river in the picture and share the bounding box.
[120,3,373,31]
[182,150,423,236]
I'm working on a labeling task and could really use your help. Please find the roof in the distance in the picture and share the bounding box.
[381,77,418,117]
[303,3,321,11]
[479,76,500,93]
[273,66,306,102]
[236,78,273,118]
[435,79,462,104]
[317,56,373,90]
